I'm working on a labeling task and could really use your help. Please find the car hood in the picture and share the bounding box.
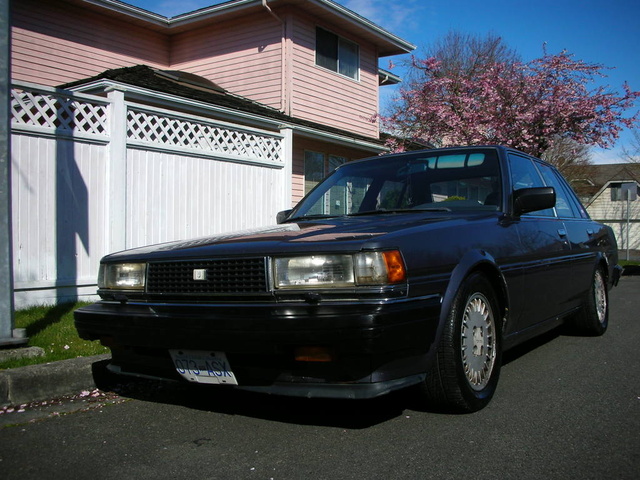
[103,212,496,261]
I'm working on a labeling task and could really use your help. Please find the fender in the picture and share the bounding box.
[438,249,510,330]
[592,249,621,288]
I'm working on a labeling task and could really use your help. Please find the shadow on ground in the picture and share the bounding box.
[90,358,422,429]
[90,325,566,428]
[24,302,77,338]
[622,265,640,276]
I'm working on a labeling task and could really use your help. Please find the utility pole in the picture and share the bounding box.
[1,0,27,346]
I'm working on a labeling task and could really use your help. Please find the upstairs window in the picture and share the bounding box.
[316,27,359,80]
[611,182,639,201]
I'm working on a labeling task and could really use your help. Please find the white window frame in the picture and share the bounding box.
[315,27,360,81]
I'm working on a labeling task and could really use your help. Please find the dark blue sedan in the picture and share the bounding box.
[75,146,621,412]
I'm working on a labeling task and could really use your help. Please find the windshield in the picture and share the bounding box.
[290,149,502,220]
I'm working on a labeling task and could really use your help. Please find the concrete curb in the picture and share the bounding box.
[0,354,111,406]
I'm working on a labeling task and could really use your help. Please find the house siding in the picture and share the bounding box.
[11,0,169,86]
[12,1,383,141]
[289,14,380,139]
[170,15,284,110]
[588,186,640,252]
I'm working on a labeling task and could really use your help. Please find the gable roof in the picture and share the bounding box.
[72,0,416,57]
[61,65,387,149]
[572,163,640,205]
[588,163,640,185]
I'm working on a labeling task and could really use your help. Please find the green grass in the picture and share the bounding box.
[0,302,108,370]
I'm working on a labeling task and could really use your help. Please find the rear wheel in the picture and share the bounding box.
[571,267,608,336]
[420,272,502,413]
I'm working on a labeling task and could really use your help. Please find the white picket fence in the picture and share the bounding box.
[10,81,290,307]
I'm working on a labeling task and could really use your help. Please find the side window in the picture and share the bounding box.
[536,163,581,218]
[508,153,555,217]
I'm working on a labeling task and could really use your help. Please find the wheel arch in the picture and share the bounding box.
[439,250,509,331]
[599,254,609,284]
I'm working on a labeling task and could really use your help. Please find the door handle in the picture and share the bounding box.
[557,229,567,237]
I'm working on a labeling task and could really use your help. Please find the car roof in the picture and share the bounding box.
[349,145,555,170]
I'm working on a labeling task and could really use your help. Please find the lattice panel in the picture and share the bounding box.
[11,88,108,136]
[127,109,283,163]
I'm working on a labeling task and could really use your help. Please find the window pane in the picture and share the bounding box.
[338,39,359,79]
[316,27,359,79]
[509,154,544,190]
[537,163,578,218]
[328,155,346,171]
[377,180,410,209]
[305,151,325,195]
[509,154,555,217]
[611,183,622,201]
[316,28,338,71]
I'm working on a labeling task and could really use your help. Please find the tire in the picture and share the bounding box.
[420,272,502,413]
[571,267,608,336]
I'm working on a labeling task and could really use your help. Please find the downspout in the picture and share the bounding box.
[262,0,288,114]
[262,0,292,210]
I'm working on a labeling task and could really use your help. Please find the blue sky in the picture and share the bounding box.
[124,0,640,163]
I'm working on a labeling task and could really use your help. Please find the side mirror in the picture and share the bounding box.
[512,187,555,216]
[276,209,292,224]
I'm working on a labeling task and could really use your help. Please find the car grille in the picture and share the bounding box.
[146,258,269,295]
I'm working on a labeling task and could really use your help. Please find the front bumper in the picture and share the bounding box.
[74,296,442,399]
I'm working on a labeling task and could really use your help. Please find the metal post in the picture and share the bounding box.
[626,193,631,261]
[0,0,27,346]
[621,183,637,262]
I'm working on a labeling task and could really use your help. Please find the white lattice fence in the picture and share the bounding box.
[10,82,290,307]
[11,84,109,139]
[127,107,284,165]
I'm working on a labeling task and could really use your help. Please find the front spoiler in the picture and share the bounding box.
[107,363,426,400]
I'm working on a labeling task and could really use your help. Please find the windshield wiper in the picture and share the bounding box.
[349,207,451,216]
[290,213,341,221]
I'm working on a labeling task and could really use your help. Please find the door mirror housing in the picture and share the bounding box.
[512,187,555,216]
[276,209,292,224]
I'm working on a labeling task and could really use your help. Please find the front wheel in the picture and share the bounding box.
[419,272,502,413]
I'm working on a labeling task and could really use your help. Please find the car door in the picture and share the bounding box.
[508,153,574,330]
[536,162,598,308]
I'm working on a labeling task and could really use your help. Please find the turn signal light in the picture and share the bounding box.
[382,250,406,283]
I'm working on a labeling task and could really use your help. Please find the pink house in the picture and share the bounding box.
[9,0,415,306]
[11,0,415,202]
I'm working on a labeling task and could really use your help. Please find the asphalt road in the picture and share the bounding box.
[1,277,639,480]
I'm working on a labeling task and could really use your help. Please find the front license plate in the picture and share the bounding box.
[169,349,238,385]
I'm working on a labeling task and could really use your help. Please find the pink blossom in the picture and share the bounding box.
[383,50,640,157]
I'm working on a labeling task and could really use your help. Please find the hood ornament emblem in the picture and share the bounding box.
[193,269,207,281]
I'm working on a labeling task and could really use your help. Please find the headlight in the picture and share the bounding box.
[98,263,146,290]
[274,251,406,289]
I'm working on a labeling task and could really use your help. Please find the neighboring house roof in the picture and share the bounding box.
[572,163,640,206]
[78,0,416,57]
[61,65,386,149]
